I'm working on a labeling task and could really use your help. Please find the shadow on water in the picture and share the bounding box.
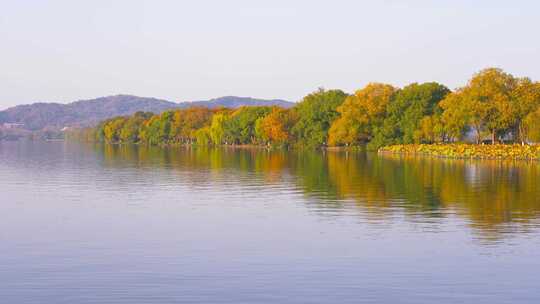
[87,143,540,241]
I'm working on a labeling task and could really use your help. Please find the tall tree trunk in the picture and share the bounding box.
[492,131,496,145]
[519,123,526,146]
[474,124,482,145]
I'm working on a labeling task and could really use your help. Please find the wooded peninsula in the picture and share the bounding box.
[70,68,540,159]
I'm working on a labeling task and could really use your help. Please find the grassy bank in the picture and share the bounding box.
[379,144,540,160]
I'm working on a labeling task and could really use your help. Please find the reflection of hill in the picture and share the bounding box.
[94,144,540,238]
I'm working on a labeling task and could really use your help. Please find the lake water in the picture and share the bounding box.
[1,141,540,303]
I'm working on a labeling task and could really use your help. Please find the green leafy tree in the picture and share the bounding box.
[195,126,212,145]
[292,88,348,147]
[209,113,228,145]
[219,106,272,144]
[140,115,162,145]
[382,82,450,144]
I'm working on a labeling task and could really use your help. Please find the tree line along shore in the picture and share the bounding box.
[68,68,540,159]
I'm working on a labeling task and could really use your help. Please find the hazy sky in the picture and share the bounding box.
[1,0,539,109]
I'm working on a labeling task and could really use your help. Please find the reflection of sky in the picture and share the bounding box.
[464,164,478,184]
[2,141,540,240]
[1,141,540,303]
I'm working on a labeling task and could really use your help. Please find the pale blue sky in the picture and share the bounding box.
[1,0,539,109]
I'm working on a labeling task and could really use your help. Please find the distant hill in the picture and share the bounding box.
[0,95,294,131]
[189,96,293,109]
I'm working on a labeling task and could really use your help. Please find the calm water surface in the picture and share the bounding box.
[1,141,540,303]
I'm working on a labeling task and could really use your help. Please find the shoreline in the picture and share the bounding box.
[65,140,540,161]
[70,140,369,152]
[378,144,540,161]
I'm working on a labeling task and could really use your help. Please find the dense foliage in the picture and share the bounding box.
[291,89,348,147]
[69,68,540,149]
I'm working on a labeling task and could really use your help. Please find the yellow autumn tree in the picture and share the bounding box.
[512,78,540,144]
[439,91,469,142]
[466,68,516,144]
[523,107,540,143]
[413,115,445,143]
[439,68,517,144]
[329,83,396,146]
[255,107,297,145]
[170,107,214,144]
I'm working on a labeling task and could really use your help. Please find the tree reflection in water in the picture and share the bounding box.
[95,144,540,240]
